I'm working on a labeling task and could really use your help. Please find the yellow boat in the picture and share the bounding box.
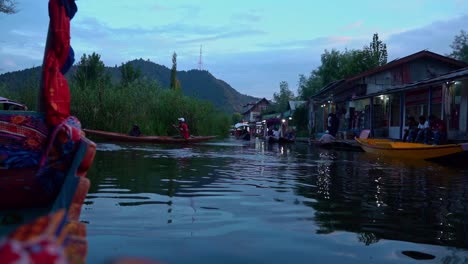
[354,138,468,160]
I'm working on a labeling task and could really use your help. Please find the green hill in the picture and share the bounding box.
[0,59,258,113]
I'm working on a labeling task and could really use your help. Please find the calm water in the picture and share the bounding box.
[82,138,468,263]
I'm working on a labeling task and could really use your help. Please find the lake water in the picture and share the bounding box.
[82,138,468,263]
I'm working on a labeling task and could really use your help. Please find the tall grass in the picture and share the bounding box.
[0,79,230,137]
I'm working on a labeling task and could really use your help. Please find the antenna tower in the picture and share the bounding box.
[198,45,203,70]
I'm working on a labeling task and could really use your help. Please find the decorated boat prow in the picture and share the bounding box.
[0,0,96,263]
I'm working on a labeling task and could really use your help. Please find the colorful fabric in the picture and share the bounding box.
[0,210,69,264]
[42,0,76,127]
[0,112,49,169]
[37,116,82,195]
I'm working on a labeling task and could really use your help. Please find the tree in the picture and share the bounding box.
[120,62,141,86]
[363,33,387,68]
[232,112,242,124]
[73,52,109,90]
[296,33,388,101]
[273,81,295,112]
[317,49,343,85]
[449,30,468,63]
[170,52,181,90]
[297,71,322,100]
[0,0,16,14]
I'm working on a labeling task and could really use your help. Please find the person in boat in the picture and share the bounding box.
[286,128,296,141]
[319,130,335,143]
[272,128,280,139]
[403,116,418,142]
[429,115,447,145]
[327,113,339,137]
[267,126,274,136]
[128,124,142,137]
[173,117,190,140]
[414,115,430,143]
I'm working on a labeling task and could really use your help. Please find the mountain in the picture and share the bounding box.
[0,59,259,113]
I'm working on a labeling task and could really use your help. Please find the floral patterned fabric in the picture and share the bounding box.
[0,112,49,169]
[0,210,78,264]
[37,116,82,195]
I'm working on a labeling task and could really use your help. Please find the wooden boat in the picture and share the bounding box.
[83,128,216,144]
[1,0,96,263]
[355,137,468,160]
[0,96,28,111]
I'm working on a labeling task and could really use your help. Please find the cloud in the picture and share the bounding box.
[385,14,468,59]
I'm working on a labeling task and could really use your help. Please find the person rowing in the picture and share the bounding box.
[172,117,190,139]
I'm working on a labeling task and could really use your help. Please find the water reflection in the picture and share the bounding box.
[296,148,468,248]
[83,139,468,263]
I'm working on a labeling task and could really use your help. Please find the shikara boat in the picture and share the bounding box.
[0,96,28,111]
[83,128,216,144]
[354,138,468,160]
[0,0,96,263]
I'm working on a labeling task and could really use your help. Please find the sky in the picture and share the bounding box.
[0,0,467,99]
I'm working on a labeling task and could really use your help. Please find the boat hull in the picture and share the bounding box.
[355,138,468,160]
[84,129,216,144]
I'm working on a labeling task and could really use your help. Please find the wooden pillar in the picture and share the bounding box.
[399,93,405,139]
[370,97,374,137]
[428,86,433,116]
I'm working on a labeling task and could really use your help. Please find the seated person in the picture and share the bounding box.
[272,128,280,139]
[172,117,190,139]
[267,127,274,136]
[319,130,336,143]
[403,116,418,142]
[286,128,295,140]
[128,124,141,137]
[429,115,447,145]
[414,116,430,143]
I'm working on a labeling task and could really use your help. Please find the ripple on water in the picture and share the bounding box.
[83,140,468,264]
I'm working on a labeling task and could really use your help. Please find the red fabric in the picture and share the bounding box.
[179,123,190,139]
[43,0,72,127]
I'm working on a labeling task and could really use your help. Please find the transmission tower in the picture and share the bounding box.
[198,45,203,70]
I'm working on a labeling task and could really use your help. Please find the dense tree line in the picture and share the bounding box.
[1,52,230,137]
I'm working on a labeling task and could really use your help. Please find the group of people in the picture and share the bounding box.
[128,117,190,139]
[403,115,447,145]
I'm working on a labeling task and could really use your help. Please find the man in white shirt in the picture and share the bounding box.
[415,116,430,143]
[319,130,336,143]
